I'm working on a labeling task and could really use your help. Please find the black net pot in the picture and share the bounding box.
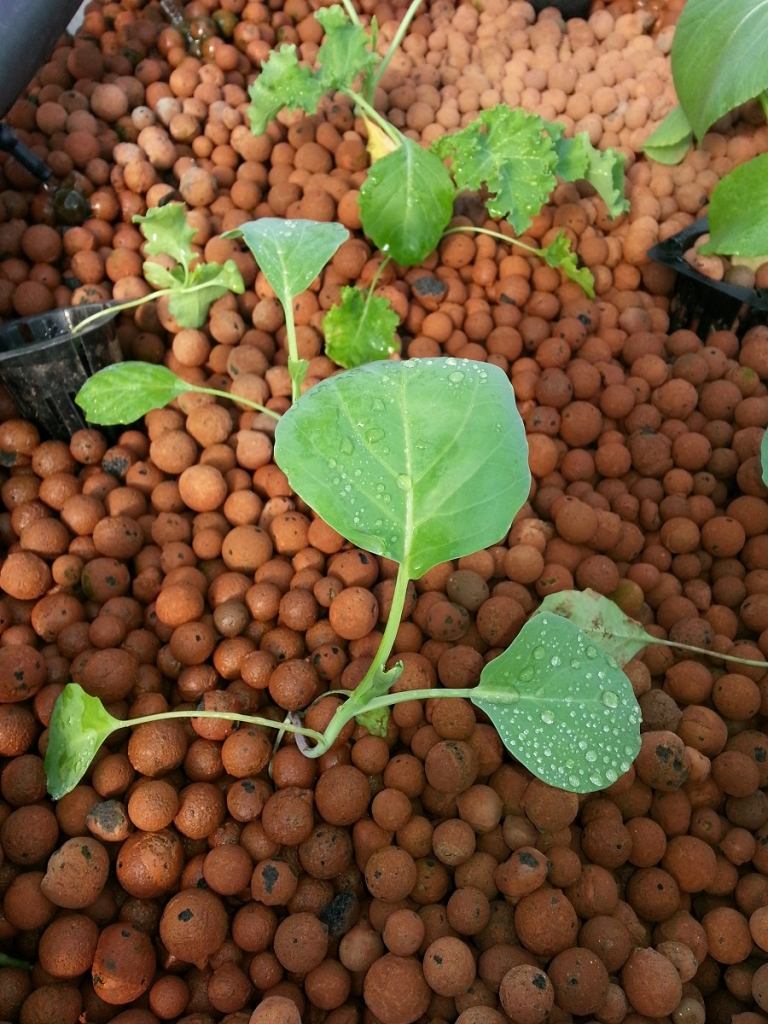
[0,303,122,440]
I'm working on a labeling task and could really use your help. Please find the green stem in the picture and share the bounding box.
[126,708,324,744]
[367,0,424,101]
[649,635,768,670]
[759,91,768,122]
[188,383,280,421]
[339,0,361,26]
[71,289,169,338]
[304,560,413,757]
[0,952,32,970]
[344,88,403,146]
[443,224,543,259]
[278,293,305,404]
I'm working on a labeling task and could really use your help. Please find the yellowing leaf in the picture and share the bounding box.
[364,115,399,163]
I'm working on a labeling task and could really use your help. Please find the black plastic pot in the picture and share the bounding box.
[0,303,122,439]
[530,0,590,17]
[649,217,768,338]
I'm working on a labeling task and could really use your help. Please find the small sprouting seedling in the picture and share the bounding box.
[538,588,768,670]
[246,3,628,293]
[72,203,244,338]
[75,362,280,426]
[223,218,348,401]
[48,357,642,798]
[322,260,400,368]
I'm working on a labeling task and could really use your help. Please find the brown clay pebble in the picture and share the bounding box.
[41,837,110,909]
[548,947,609,1015]
[499,964,555,1024]
[159,889,228,968]
[91,923,156,1004]
[422,936,476,996]
[363,954,431,1024]
[622,947,683,1016]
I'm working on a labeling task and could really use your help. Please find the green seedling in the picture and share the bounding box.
[223,218,348,400]
[246,1,628,325]
[538,589,768,670]
[72,203,244,338]
[322,259,400,368]
[49,357,642,799]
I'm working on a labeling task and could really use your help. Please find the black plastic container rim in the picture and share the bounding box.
[648,216,768,313]
[0,301,121,362]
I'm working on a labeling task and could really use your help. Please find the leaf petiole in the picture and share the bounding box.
[344,89,403,147]
[70,289,169,339]
[367,0,424,101]
[188,383,280,421]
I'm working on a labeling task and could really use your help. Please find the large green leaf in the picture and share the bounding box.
[473,612,641,793]
[672,0,768,139]
[536,589,650,665]
[698,155,768,257]
[323,286,400,367]
[45,684,122,799]
[76,362,192,425]
[433,106,558,234]
[273,357,531,578]
[359,140,456,266]
[643,105,694,166]
[225,219,348,308]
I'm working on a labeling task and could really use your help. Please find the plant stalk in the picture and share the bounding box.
[367,0,425,101]
[71,289,169,338]
[189,383,280,421]
[126,708,324,744]
[344,89,403,146]
[443,224,545,259]
[649,635,768,670]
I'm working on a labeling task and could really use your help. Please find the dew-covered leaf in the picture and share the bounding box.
[540,232,595,297]
[324,286,400,367]
[537,589,651,664]
[315,5,377,92]
[76,362,192,425]
[133,203,197,275]
[472,612,641,793]
[44,684,122,799]
[698,155,768,257]
[643,105,693,165]
[225,219,348,307]
[169,258,245,328]
[359,139,455,266]
[672,0,768,139]
[274,357,530,578]
[247,44,325,135]
[433,106,558,234]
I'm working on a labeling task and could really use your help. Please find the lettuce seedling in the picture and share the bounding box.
[49,357,642,800]
[246,2,628,360]
[322,259,400,368]
[72,203,244,338]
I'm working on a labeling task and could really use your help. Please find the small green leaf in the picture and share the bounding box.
[540,232,595,298]
[225,219,348,308]
[0,953,32,970]
[536,589,650,664]
[550,126,628,217]
[324,286,400,367]
[168,259,245,328]
[44,684,122,799]
[315,5,377,92]
[133,203,197,275]
[472,612,641,793]
[274,357,531,578]
[142,261,181,290]
[672,0,768,139]
[359,139,456,266]
[76,362,192,425]
[433,106,558,234]
[642,106,693,165]
[247,44,325,136]
[698,155,768,257]
[761,429,768,487]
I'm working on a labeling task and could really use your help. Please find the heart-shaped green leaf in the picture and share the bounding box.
[698,154,768,257]
[45,684,122,799]
[642,105,693,166]
[76,362,192,425]
[274,357,531,578]
[472,612,641,793]
[225,219,348,308]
